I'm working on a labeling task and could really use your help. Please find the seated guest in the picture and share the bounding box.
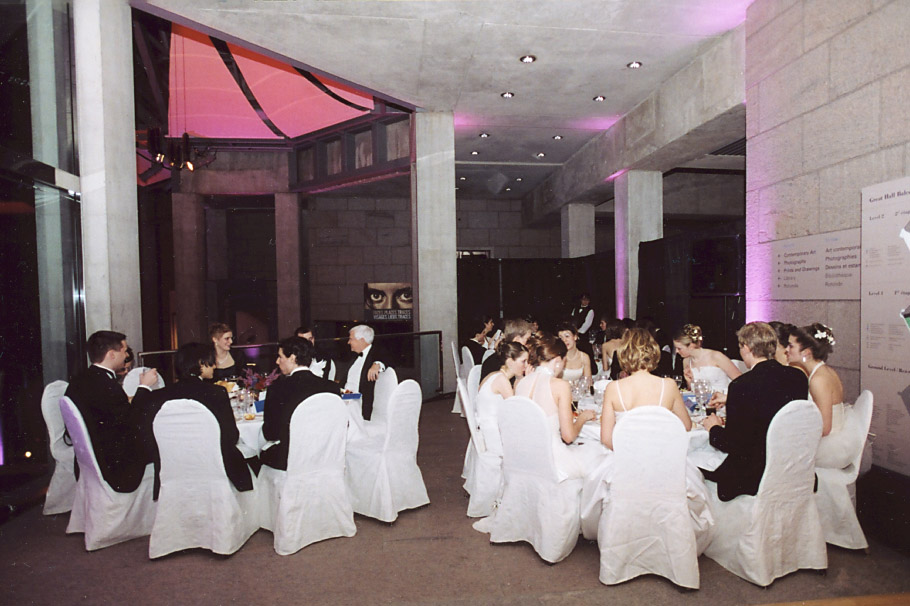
[463,314,495,365]
[702,322,808,501]
[337,324,389,421]
[600,318,626,380]
[480,318,533,383]
[260,337,341,470]
[768,321,796,366]
[64,331,158,493]
[295,325,335,380]
[673,323,741,393]
[787,323,852,469]
[144,342,254,498]
[556,322,592,383]
[210,322,238,380]
[525,314,541,338]
[476,342,529,457]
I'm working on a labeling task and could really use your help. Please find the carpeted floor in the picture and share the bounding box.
[1,396,909,606]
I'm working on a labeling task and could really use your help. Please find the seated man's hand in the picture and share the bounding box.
[702,413,723,431]
[367,362,381,381]
[708,392,727,408]
[139,368,159,386]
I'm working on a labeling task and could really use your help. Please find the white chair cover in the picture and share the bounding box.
[368,366,398,429]
[473,396,582,563]
[596,407,704,589]
[705,399,827,586]
[121,366,165,397]
[60,396,156,551]
[461,346,476,371]
[731,359,749,374]
[259,393,355,555]
[150,399,259,558]
[482,348,496,361]
[40,381,74,514]
[467,365,482,407]
[458,378,501,517]
[345,380,429,522]
[815,390,874,549]
[451,342,464,414]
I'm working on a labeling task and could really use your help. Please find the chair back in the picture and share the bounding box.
[382,380,423,452]
[611,407,688,500]
[843,390,874,479]
[757,400,822,499]
[462,346,476,371]
[451,342,463,379]
[370,367,399,425]
[286,393,348,474]
[498,396,558,481]
[457,378,485,453]
[467,365,482,406]
[41,381,70,460]
[59,396,111,494]
[153,400,226,484]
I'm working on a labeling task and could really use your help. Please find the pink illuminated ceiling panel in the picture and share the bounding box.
[168,24,373,140]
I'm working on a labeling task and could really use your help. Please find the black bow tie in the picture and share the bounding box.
[356,352,364,358]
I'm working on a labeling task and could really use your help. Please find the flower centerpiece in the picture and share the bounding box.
[239,367,281,397]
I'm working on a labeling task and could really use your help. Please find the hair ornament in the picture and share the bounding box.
[814,324,835,346]
[683,324,703,342]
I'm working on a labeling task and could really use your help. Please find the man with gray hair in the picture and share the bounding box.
[338,324,390,421]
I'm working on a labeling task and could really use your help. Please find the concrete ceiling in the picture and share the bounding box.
[135,0,752,202]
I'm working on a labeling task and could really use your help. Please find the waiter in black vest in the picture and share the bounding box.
[570,292,596,360]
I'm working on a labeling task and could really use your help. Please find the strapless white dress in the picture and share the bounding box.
[561,366,584,383]
[809,362,852,468]
[476,372,505,457]
[691,365,732,394]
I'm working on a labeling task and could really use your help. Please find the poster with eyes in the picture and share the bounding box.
[364,282,413,321]
[861,176,910,475]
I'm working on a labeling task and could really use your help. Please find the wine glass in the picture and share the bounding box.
[692,380,711,417]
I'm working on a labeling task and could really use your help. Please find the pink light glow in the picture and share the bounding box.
[605,168,628,182]
[567,116,620,131]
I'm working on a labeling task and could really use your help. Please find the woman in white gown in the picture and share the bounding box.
[673,324,741,394]
[515,335,603,480]
[476,342,529,457]
[787,323,855,469]
[580,328,713,544]
[556,322,592,384]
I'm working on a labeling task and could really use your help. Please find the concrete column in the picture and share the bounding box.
[560,203,595,258]
[172,193,206,342]
[275,193,303,336]
[410,112,457,393]
[614,170,663,318]
[73,0,143,346]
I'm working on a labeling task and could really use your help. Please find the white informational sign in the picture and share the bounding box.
[770,229,861,300]
[861,176,910,475]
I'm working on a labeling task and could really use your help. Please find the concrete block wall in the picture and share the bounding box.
[456,198,561,258]
[745,0,910,401]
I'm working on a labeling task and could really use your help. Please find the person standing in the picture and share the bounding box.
[570,292,596,360]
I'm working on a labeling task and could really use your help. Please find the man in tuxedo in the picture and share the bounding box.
[64,330,159,493]
[337,324,389,421]
[260,336,341,470]
[143,342,254,499]
[570,292,596,359]
[296,325,336,380]
[702,322,808,501]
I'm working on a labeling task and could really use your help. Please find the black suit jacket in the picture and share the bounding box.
[463,340,486,365]
[703,359,808,501]
[336,344,389,421]
[142,378,253,499]
[260,369,341,470]
[64,365,154,493]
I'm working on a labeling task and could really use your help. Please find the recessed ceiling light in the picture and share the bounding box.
[470,150,479,156]
[479,132,490,138]
[501,91,515,99]
[536,152,546,158]
[459,177,466,181]
[505,187,511,192]
[626,60,643,69]
[593,95,605,102]
[552,135,563,140]
[516,177,523,182]
[519,55,536,64]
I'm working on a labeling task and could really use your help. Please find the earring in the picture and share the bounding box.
[801,356,806,363]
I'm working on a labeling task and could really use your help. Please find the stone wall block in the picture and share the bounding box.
[881,66,910,148]
[803,82,880,173]
[758,172,820,240]
[497,227,522,247]
[818,147,903,232]
[341,210,367,230]
[746,120,804,191]
[379,264,408,283]
[390,247,412,265]
[746,0,801,40]
[366,246,392,265]
[657,56,705,143]
[459,228,491,248]
[497,211,520,228]
[745,190,762,245]
[347,198,376,211]
[745,242,773,301]
[375,227,409,247]
[826,300,860,371]
[313,227,349,247]
[803,0,872,50]
[829,1,910,98]
[745,1,803,87]
[758,42,829,131]
[308,210,339,229]
[624,95,656,148]
[836,368,860,405]
[375,198,408,211]
[746,84,761,139]
[393,210,412,229]
[468,210,498,230]
[703,25,747,116]
[344,265,374,289]
[311,264,342,286]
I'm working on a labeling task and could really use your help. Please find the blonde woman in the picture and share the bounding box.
[673,324,741,393]
[209,322,237,381]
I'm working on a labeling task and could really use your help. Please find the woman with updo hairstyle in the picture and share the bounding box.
[599,328,690,450]
[475,342,529,457]
[787,323,851,468]
[768,321,796,366]
[673,323,741,393]
[515,334,603,479]
[556,321,592,383]
[209,322,237,381]
[600,318,626,380]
